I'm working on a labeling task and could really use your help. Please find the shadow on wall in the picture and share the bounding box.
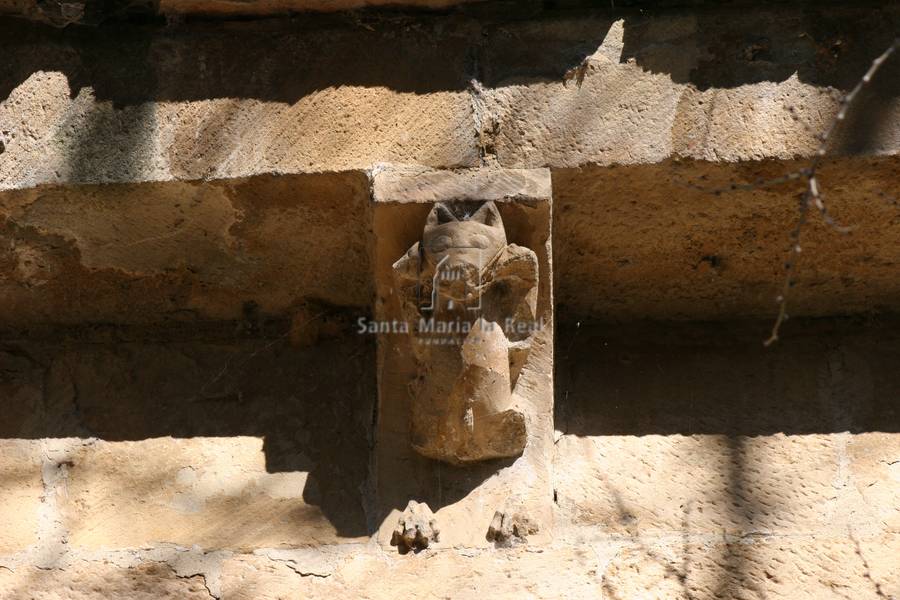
[557,316,900,597]
[555,316,900,437]
[618,5,899,91]
[1,3,898,106]
[0,317,376,539]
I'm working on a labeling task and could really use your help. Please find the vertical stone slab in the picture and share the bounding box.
[370,166,553,548]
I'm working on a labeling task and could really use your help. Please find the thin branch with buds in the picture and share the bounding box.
[672,38,899,345]
[763,37,899,346]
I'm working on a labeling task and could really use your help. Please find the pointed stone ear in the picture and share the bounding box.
[426,203,457,227]
[471,201,502,228]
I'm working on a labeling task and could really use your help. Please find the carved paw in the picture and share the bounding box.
[486,510,538,547]
[480,408,528,459]
[391,500,440,554]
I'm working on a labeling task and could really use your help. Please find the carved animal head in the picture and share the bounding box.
[422,201,507,271]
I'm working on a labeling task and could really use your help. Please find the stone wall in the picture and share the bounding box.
[0,319,898,598]
[0,1,899,598]
[2,6,899,191]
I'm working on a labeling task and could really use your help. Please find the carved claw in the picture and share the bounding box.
[391,500,440,554]
[486,510,538,548]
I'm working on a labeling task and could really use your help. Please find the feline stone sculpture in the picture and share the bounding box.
[392,201,539,464]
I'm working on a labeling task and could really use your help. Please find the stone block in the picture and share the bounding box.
[61,437,365,551]
[0,441,42,555]
[554,433,849,535]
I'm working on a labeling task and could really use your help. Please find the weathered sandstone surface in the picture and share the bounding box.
[1,8,898,190]
[1,6,898,325]
[0,320,896,598]
[1,2,899,598]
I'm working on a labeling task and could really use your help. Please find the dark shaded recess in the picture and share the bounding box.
[620,5,899,91]
[29,0,158,28]
[60,20,157,179]
[0,15,479,105]
[0,314,376,538]
[555,314,900,437]
[1,2,898,107]
[13,0,896,27]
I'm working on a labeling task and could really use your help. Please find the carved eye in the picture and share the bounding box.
[430,235,453,252]
[469,234,490,249]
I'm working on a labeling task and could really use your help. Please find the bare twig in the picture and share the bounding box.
[674,168,807,197]
[763,189,809,346]
[764,37,898,346]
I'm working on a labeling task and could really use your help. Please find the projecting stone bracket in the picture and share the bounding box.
[371,165,554,549]
[391,199,538,465]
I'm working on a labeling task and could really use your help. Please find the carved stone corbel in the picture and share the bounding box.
[392,200,538,464]
[372,167,554,549]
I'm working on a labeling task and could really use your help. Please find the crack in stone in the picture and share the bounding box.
[174,570,219,600]
[256,548,340,579]
[281,560,331,579]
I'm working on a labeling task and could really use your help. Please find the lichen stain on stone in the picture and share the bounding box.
[0,172,373,325]
[13,182,237,275]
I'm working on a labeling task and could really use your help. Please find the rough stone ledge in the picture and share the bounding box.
[2,154,900,326]
[0,543,370,598]
[554,156,900,321]
[1,533,897,599]
[371,164,552,205]
[1,6,898,191]
[0,172,374,326]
